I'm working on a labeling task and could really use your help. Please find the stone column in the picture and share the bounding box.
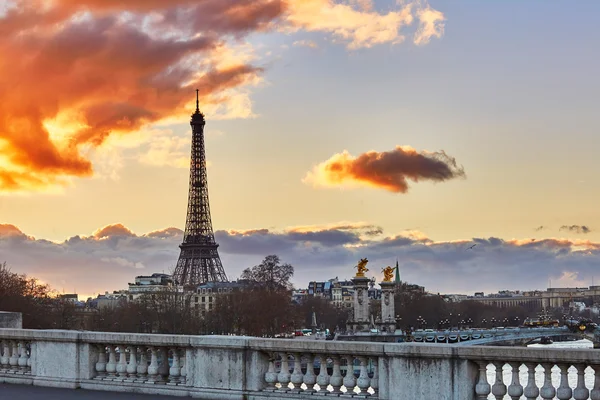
[351,276,370,332]
[380,281,396,332]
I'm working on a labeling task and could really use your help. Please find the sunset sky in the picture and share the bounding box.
[1,0,599,298]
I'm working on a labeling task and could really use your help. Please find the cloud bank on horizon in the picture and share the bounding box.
[1,222,599,297]
[0,0,445,193]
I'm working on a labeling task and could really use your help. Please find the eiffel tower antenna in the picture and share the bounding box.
[173,90,228,287]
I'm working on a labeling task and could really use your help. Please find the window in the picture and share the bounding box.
[195,296,198,303]
[202,296,206,303]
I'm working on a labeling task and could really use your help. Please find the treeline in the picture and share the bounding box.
[90,255,349,336]
[0,256,349,336]
[394,284,533,330]
[2,258,551,335]
[0,262,79,329]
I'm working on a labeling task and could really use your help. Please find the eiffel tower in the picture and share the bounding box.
[173,90,228,287]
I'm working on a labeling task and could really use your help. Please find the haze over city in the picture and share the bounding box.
[1,0,599,298]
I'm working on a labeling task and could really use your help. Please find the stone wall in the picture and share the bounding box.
[1,327,600,399]
[0,311,22,328]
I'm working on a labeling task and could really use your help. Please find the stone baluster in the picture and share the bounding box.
[264,355,278,391]
[507,362,523,400]
[343,355,357,395]
[180,352,187,386]
[95,345,107,380]
[146,347,159,384]
[591,365,600,400]
[106,345,117,379]
[330,355,344,395]
[125,346,138,382]
[277,352,291,392]
[370,357,379,396]
[523,363,539,400]
[556,364,572,400]
[303,353,316,393]
[356,356,371,396]
[9,341,19,373]
[475,361,491,400]
[492,362,507,400]
[0,340,9,372]
[289,353,303,393]
[316,355,330,394]
[115,345,128,381]
[136,347,148,383]
[539,363,556,400]
[26,344,32,372]
[158,347,169,383]
[17,341,29,373]
[573,364,589,400]
[168,348,181,385]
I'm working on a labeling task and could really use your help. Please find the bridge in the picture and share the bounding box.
[409,326,596,346]
[2,325,600,399]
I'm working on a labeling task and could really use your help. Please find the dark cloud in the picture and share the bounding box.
[535,225,547,231]
[305,145,465,193]
[559,225,592,234]
[145,227,184,239]
[2,222,600,296]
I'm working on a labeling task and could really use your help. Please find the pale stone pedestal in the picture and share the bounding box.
[347,277,370,333]
[379,282,396,332]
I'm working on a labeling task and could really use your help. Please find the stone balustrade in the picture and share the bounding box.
[2,327,600,399]
[411,326,571,344]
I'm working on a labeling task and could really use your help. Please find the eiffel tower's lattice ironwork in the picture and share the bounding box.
[173,90,228,287]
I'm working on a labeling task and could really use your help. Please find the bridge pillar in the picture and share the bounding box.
[347,276,370,333]
[380,282,396,332]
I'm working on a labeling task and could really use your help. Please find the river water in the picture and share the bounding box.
[486,339,594,399]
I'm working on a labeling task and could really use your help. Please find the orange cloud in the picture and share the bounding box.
[0,223,29,239]
[304,145,465,193]
[0,0,284,193]
[93,224,136,239]
[0,0,446,194]
[284,0,445,49]
[414,4,445,45]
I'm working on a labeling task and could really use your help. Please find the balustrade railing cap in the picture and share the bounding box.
[248,337,385,355]
[0,328,80,342]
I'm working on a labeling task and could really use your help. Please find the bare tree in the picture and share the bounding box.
[241,255,294,292]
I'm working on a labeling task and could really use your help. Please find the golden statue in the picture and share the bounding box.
[355,258,369,277]
[382,266,397,282]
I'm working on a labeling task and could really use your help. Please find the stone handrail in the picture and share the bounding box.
[1,328,600,399]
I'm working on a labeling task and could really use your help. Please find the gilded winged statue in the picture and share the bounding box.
[381,266,397,282]
[355,258,369,277]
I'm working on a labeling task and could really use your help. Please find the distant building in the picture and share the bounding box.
[194,280,250,317]
[443,294,469,303]
[127,273,174,300]
[292,289,309,304]
[309,278,355,308]
[58,294,79,302]
[95,291,128,309]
